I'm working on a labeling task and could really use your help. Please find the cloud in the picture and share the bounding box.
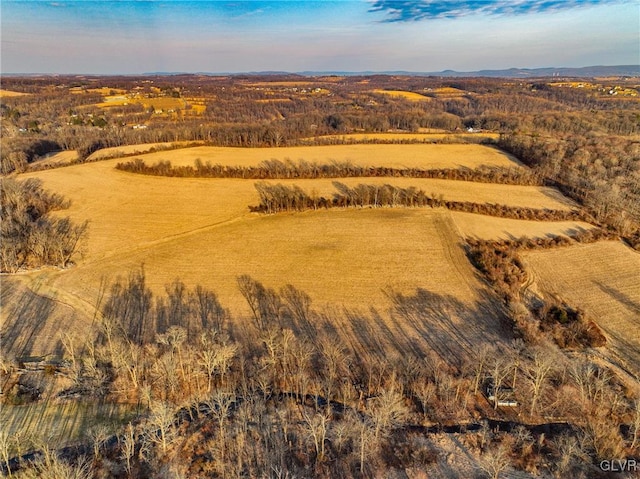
[369,0,617,22]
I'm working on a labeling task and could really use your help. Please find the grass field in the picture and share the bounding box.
[6,143,582,360]
[31,150,78,168]
[0,399,135,453]
[372,89,432,101]
[86,141,203,161]
[0,89,29,97]
[523,241,640,376]
[302,132,500,142]
[450,211,596,240]
[122,143,522,170]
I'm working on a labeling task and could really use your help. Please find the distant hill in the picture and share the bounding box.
[297,65,639,78]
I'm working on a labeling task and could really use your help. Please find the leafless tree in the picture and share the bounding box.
[302,408,331,463]
[525,347,556,416]
[478,441,511,479]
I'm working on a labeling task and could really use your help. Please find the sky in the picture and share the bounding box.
[1,0,638,74]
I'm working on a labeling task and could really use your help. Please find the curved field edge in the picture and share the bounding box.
[522,241,640,377]
[111,143,523,170]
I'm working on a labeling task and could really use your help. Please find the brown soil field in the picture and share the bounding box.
[523,241,640,377]
[450,211,596,240]
[372,89,432,101]
[124,143,522,170]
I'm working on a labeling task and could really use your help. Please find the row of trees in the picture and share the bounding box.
[0,178,88,272]
[465,236,610,348]
[250,181,588,222]
[115,157,540,185]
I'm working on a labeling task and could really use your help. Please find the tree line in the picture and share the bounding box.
[0,178,88,272]
[115,157,540,185]
[250,181,589,223]
[465,234,612,349]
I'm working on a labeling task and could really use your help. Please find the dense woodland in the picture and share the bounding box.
[1,74,639,477]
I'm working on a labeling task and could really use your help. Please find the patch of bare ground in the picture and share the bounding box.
[450,211,596,241]
[522,240,640,377]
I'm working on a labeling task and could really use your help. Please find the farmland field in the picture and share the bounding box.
[86,141,203,161]
[372,89,432,101]
[450,211,596,240]
[0,89,30,97]
[523,241,640,376]
[119,143,522,169]
[1,143,614,368]
[5,142,561,357]
[301,131,500,142]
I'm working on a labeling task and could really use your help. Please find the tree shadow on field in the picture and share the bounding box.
[382,288,512,369]
[591,280,640,375]
[594,280,640,316]
[1,278,60,358]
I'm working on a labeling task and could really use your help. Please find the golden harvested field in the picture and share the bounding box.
[95,95,197,113]
[47,209,487,314]
[427,87,468,97]
[450,211,596,240]
[8,143,578,357]
[372,89,432,101]
[0,89,29,97]
[31,150,78,167]
[125,143,522,169]
[86,141,204,161]
[523,241,640,376]
[1,399,135,452]
[86,87,126,95]
[304,132,501,142]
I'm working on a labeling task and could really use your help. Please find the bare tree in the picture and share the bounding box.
[146,401,176,454]
[631,398,640,450]
[302,408,331,463]
[121,423,136,478]
[525,347,555,416]
[478,442,511,479]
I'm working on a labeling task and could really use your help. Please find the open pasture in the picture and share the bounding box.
[30,150,78,168]
[0,399,134,452]
[372,89,432,101]
[124,143,522,170]
[0,89,30,97]
[10,142,578,357]
[302,132,500,142]
[86,141,203,161]
[523,241,640,376]
[450,211,596,240]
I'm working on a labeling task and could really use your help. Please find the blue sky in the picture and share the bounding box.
[1,0,638,74]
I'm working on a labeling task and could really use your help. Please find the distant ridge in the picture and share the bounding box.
[295,65,640,78]
[140,65,638,78]
[4,65,637,78]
